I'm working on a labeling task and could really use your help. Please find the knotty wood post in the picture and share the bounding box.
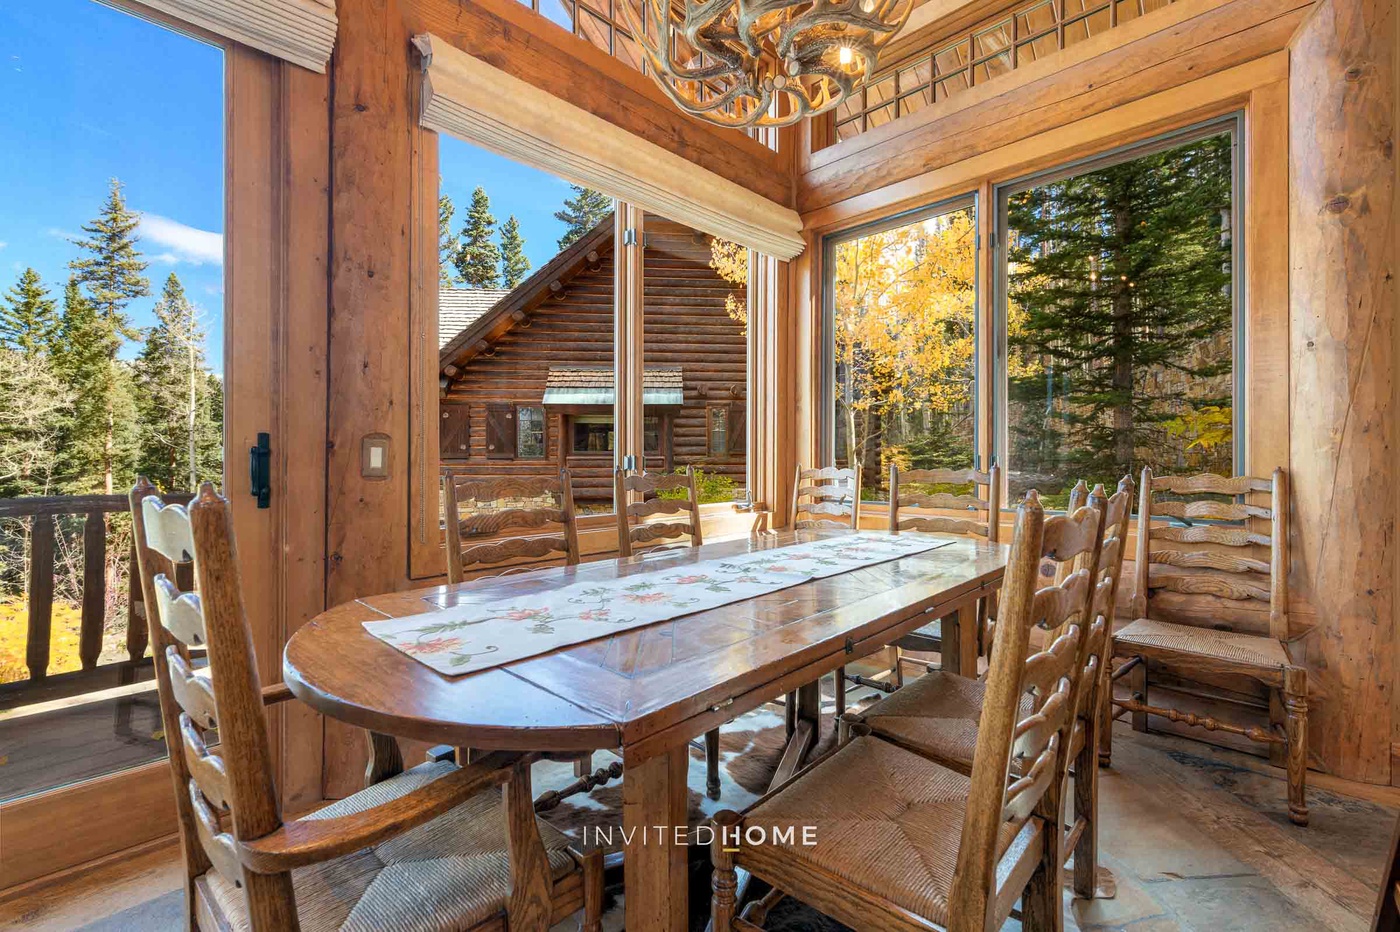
[79,510,107,671]
[26,515,55,681]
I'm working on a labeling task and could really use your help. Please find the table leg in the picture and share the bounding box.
[939,605,979,678]
[770,680,820,789]
[622,746,689,932]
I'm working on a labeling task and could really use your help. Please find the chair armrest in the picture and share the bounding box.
[237,750,529,873]
[262,682,295,705]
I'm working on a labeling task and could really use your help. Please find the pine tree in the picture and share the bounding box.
[554,186,613,250]
[69,178,150,340]
[133,273,220,490]
[51,278,116,493]
[0,268,59,357]
[453,187,500,288]
[1006,134,1233,488]
[68,178,150,493]
[439,192,462,287]
[499,215,530,288]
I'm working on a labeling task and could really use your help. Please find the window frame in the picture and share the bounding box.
[706,403,730,458]
[991,113,1246,482]
[515,404,547,459]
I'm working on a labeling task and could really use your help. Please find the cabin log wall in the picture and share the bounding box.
[439,218,748,507]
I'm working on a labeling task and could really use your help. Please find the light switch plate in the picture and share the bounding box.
[361,432,391,479]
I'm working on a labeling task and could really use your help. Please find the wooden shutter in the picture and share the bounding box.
[728,401,746,456]
[485,404,516,460]
[440,404,471,460]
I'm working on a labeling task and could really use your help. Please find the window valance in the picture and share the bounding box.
[142,0,336,72]
[412,33,805,261]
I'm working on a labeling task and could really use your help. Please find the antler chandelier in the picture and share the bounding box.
[620,0,914,128]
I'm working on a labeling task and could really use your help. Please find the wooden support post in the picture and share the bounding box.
[79,510,106,671]
[26,516,55,681]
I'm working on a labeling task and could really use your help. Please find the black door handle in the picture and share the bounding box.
[249,432,271,509]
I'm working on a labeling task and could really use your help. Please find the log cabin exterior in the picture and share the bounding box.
[438,216,748,510]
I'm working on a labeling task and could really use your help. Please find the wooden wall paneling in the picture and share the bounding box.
[399,0,792,207]
[275,61,332,811]
[798,0,1311,212]
[802,53,1285,231]
[1288,0,1396,784]
[616,206,645,472]
[409,121,442,580]
[323,0,414,797]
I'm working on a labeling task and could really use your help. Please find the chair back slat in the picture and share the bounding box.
[791,465,860,530]
[615,466,703,558]
[141,497,196,564]
[444,470,580,582]
[460,507,566,537]
[628,498,690,519]
[889,463,1000,543]
[168,651,218,729]
[180,714,232,810]
[188,781,244,882]
[1150,472,1272,495]
[1133,467,1289,639]
[154,576,207,647]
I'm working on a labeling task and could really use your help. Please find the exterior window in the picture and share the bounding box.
[571,415,614,454]
[516,405,546,458]
[643,415,662,454]
[708,405,728,456]
[1000,123,1239,504]
[826,198,978,501]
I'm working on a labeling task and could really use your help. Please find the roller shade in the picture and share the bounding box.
[142,0,337,72]
[412,34,805,261]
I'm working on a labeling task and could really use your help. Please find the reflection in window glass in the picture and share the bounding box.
[830,203,977,501]
[708,406,728,456]
[1004,131,1234,506]
[572,415,615,454]
[516,406,546,458]
[642,216,748,504]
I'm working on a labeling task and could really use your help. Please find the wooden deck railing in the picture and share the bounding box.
[0,492,189,712]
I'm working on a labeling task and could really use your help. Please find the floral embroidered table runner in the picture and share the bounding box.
[364,532,956,676]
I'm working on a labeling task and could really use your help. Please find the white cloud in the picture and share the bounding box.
[138,214,223,266]
[0,242,6,251]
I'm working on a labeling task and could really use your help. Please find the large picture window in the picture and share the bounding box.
[998,120,1240,504]
[825,197,979,501]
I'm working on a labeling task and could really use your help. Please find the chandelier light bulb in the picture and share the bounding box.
[861,0,876,11]
[839,45,854,65]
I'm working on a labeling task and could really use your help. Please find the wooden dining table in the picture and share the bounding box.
[283,527,1007,931]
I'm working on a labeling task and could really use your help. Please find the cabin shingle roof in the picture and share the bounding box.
[439,287,512,347]
[544,367,684,391]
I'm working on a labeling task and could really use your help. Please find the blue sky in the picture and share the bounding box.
[439,136,580,276]
[0,0,226,369]
[0,0,584,376]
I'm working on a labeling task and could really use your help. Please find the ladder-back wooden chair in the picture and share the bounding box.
[132,480,602,932]
[790,464,860,529]
[711,493,1085,932]
[443,470,580,583]
[1105,467,1308,826]
[873,463,1001,689]
[790,464,861,719]
[614,465,703,558]
[614,465,724,798]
